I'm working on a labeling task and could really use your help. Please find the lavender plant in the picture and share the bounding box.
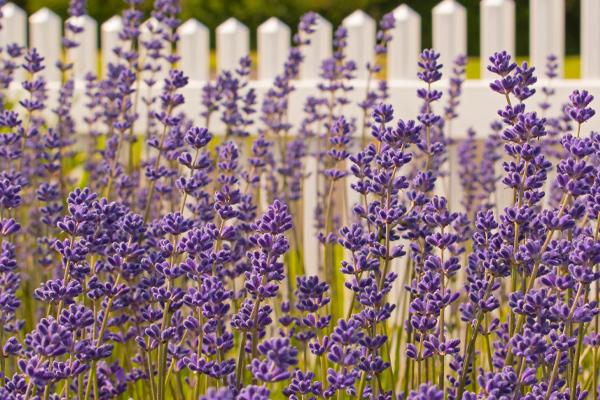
[0,2,598,400]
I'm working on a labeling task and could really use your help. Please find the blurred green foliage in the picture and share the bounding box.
[15,0,581,56]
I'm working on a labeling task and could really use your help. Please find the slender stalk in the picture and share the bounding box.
[84,272,123,400]
[569,322,586,400]
[456,275,495,399]
[142,103,174,224]
[545,283,585,400]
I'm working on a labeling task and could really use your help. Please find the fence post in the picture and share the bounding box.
[432,0,467,79]
[480,0,515,79]
[67,15,98,79]
[177,18,209,82]
[582,0,600,79]
[530,0,564,76]
[300,14,331,80]
[101,15,122,78]
[388,4,421,80]
[0,3,26,82]
[257,17,290,81]
[342,10,375,80]
[216,18,249,73]
[29,7,62,83]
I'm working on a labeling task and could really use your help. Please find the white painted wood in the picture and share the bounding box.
[0,3,26,82]
[388,4,421,80]
[342,10,376,80]
[101,15,122,77]
[216,18,249,73]
[530,0,564,77]
[303,148,319,276]
[67,15,98,79]
[257,17,290,81]
[0,3,26,48]
[581,0,600,79]
[140,17,170,83]
[300,14,332,80]
[177,18,209,82]
[29,7,62,83]
[480,0,515,79]
[432,0,467,79]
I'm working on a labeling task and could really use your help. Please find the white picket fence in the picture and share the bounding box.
[1,0,600,133]
[0,0,599,273]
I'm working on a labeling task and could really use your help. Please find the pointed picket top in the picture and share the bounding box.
[481,0,515,79]
[67,15,98,79]
[257,17,290,80]
[432,0,467,79]
[582,0,600,78]
[217,17,247,35]
[259,16,289,34]
[177,18,209,82]
[178,17,207,35]
[102,14,122,33]
[1,2,24,19]
[300,13,332,80]
[388,4,421,80]
[29,7,62,83]
[393,4,419,21]
[342,10,375,80]
[101,15,122,77]
[29,6,59,23]
[216,17,249,73]
[343,9,373,26]
[530,0,564,77]
[433,0,464,13]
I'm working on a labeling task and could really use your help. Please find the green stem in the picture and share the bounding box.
[456,276,495,399]
[84,272,122,400]
[569,322,586,400]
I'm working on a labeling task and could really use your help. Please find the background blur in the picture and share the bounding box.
[12,0,581,56]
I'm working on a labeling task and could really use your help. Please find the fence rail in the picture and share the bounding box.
[0,0,598,274]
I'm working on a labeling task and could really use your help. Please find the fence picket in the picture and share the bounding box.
[342,10,375,80]
[140,17,170,83]
[177,18,209,82]
[0,3,25,48]
[29,8,61,83]
[258,17,290,81]
[0,3,26,82]
[480,0,515,79]
[101,15,122,78]
[67,15,98,79]
[216,18,249,73]
[432,0,467,79]
[581,0,600,79]
[530,0,564,77]
[388,4,421,81]
[300,14,331,80]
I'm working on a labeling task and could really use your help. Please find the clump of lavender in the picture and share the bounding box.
[0,1,599,398]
